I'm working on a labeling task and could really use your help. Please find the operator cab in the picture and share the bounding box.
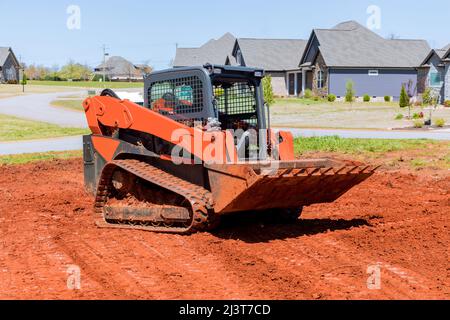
[144,65,267,131]
[144,65,268,160]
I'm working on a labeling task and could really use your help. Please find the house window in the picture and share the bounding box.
[429,69,442,87]
[368,70,379,76]
[317,70,324,89]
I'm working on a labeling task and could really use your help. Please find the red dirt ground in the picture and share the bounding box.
[0,159,448,300]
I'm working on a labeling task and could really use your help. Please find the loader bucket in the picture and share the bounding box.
[206,159,378,215]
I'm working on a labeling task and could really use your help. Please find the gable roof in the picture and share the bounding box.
[173,33,236,67]
[234,38,307,71]
[443,44,450,60]
[301,21,430,68]
[421,43,450,65]
[442,43,450,51]
[0,47,19,66]
[95,56,142,78]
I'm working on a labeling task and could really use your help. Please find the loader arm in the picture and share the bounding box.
[83,96,237,163]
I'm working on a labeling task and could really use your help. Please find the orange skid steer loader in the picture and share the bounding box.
[82,65,377,234]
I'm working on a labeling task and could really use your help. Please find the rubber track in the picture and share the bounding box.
[94,159,217,234]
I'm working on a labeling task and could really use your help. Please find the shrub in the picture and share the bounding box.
[44,74,62,81]
[345,80,355,103]
[304,89,313,99]
[363,94,371,102]
[444,100,450,108]
[262,76,275,106]
[313,96,320,101]
[384,96,391,102]
[422,87,433,105]
[413,120,424,128]
[327,94,336,102]
[395,114,404,120]
[92,74,110,82]
[434,118,445,128]
[412,112,424,120]
[399,85,409,108]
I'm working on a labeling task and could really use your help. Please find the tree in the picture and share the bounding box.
[25,64,51,80]
[262,75,275,106]
[58,60,92,81]
[345,80,355,103]
[399,84,411,118]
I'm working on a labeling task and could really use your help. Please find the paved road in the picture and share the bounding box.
[285,128,450,141]
[0,89,448,156]
[0,136,83,156]
[0,91,87,128]
[3,127,449,156]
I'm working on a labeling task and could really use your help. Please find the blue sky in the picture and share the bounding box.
[1,0,449,70]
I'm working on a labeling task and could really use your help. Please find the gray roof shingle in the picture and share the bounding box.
[304,21,430,68]
[421,43,450,65]
[173,33,236,67]
[235,38,307,71]
[435,49,448,59]
[0,47,12,66]
[442,44,450,59]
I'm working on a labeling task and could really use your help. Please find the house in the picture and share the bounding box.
[299,21,431,100]
[173,33,307,96]
[0,47,20,83]
[94,56,151,81]
[173,33,237,67]
[231,38,307,96]
[418,44,450,103]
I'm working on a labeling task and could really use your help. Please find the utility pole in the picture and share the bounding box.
[19,55,25,93]
[102,45,109,82]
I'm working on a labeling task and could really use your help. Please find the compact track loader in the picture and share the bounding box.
[83,65,377,234]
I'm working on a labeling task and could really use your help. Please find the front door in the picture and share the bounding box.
[288,74,295,95]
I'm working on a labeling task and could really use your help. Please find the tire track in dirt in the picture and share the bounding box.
[1,160,449,300]
[181,231,317,299]
[127,232,255,299]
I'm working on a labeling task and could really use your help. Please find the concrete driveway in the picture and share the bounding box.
[0,91,88,128]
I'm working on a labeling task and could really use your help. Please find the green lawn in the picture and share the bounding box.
[275,97,329,106]
[294,136,450,170]
[0,150,82,165]
[0,114,89,141]
[271,98,450,130]
[28,80,143,89]
[51,99,84,112]
[294,136,435,155]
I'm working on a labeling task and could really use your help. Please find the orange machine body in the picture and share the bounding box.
[83,96,294,164]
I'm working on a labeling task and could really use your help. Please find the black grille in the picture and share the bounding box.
[148,76,204,118]
[214,82,258,128]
